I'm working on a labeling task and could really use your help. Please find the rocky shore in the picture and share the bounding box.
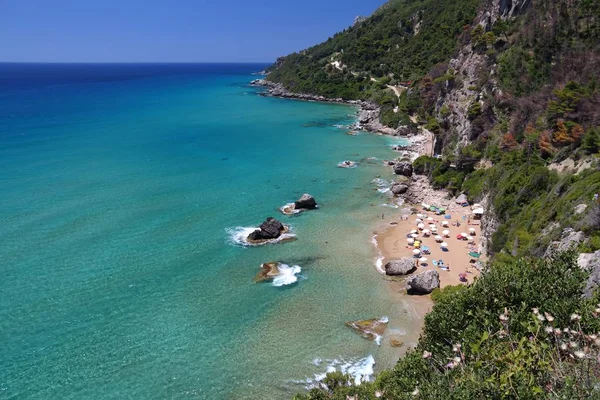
[251,79,413,136]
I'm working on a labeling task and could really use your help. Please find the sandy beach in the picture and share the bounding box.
[374,129,483,291]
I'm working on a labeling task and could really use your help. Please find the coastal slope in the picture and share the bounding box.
[263,0,600,398]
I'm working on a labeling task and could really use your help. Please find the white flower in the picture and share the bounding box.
[545,326,554,334]
[569,341,578,348]
[452,343,462,352]
[422,351,432,359]
[554,328,562,336]
[499,314,508,322]
[574,350,586,359]
[411,388,420,396]
[532,308,539,315]
[571,313,581,321]
[375,391,383,398]
[594,308,600,313]
[560,343,568,351]
[544,312,555,322]
[536,314,546,322]
[453,356,461,363]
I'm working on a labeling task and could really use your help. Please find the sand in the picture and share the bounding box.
[375,200,483,288]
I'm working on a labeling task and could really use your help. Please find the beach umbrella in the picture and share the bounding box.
[417,214,424,218]
[410,229,418,234]
[423,229,430,234]
[419,257,428,265]
[444,214,452,219]
[469,228,476,234]
[427,217,434,222]
[417,223,425,230]
[429,223,437,228]
[422,203,430,210]
[459,273,467,282]
[411,233,419,238]
[441,242,448,248]
[461,232,468,237]
[468,252,481,259]
[435,235,443,242]
[443,229,450,237]
[407,238,414,244]
[415,218,422,223]
[442,221,449,226]
[467,235,474,241]
[413,249,421,255]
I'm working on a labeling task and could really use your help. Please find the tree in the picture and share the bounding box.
[500,132,519,151]
[582,128,600,154]
[552,120,571,146]
[539,130,554,157]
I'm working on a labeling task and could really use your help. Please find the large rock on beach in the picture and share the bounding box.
[345,317,388,341]
[391,183,409,195]
[385,258,416,276]
[406,270,440,294]
[247,217,287,241]
[393,162,413,177]
[294,193,317,210]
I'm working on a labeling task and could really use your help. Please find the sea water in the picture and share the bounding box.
[0,63,417,399]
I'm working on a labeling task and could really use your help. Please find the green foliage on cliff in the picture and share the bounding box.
[296,253,600,399]
[267,0,480,100]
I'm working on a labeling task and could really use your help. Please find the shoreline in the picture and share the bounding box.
[250,79,417,137]
[250,76,480,373]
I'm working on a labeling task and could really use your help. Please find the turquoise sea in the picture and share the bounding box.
[0,63,420,399]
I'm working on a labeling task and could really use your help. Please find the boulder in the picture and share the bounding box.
[385,258,416,276]
[544,228,586,258]
[393,162,413,177]
[406,270,440,294]
[580,251,600,298]
[248,217,286,241]
[294,193,317,210]
[345,317,388,341]
[391,183,409,195]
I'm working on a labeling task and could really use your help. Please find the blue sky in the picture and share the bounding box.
[1,0,386,63]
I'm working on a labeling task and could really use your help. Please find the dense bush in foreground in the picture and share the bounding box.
[295,253,600,399]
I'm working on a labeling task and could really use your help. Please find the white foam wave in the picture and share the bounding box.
[226,226,296,247]
[371,178,390,188]
[375,256,385,274]
[300,356,376,388]
[280,203,302,215]
[272,264,302,287]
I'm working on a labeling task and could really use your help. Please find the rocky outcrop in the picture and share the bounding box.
[389,336,405,348]
[248,217,288,242]
[391,183,409,195]
[345,317,388,341]
[294,193,317,210]
[580,251,600,298]
[406,270,440,294]
[385,258,417,276]
[544,228,586,258]
[338,160,358,168]
[393,162,413,177]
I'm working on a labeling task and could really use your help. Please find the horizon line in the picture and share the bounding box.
[0,61,274,65]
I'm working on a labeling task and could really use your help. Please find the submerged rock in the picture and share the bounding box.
[385,258,417,276]
[254,262,282,283]
[247,217,289,242]
[345,317,388,341]
[295,193,318,210]
[338,160,358,168]
[406,270,440,294]
[389,336,405,348]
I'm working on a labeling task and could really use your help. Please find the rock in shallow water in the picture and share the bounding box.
[345,317,388,341]
[294,193,317,210]
[389,336,404,348]
[247,217,288,242]
[406,270,440,294]
[385,258,417,276]
[391,183,409,195]
[254,262,282,283]
[393,162,413,177]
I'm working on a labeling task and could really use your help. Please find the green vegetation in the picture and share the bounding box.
[296,253,600,399]
[267,0,480,101]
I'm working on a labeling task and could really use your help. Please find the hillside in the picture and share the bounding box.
[265,0,600,398]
